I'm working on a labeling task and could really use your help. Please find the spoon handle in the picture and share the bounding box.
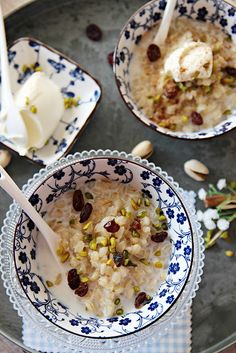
[0,165,58,253]
[153,0,177,46]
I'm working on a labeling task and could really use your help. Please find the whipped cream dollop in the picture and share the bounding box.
[164,41,213,82]
[9,72,64,154]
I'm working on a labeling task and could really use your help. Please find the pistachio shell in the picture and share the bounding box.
[0,150,11,168]
[184,159,209,181]
[131,140,154,159]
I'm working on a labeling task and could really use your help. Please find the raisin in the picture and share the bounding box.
[224,66,236,76]
[151,231,168,243]
[75,282,88,297]
[67,269,80,290]
[135,292,148,308]
[130,218,141,231]
[113,252,124,267]
[80,203,93,223]
[191,111,203,125]
[104,219,120,233]
[147,44,161,62]
[163,81,179,99]
[107,52,114,66]
[73,190,84,212]
[86,24,102,41]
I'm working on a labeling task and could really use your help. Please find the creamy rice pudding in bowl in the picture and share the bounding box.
[114,0,236,139]
[8,150,203,343]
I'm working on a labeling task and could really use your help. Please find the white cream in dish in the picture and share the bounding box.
[164,41,213,82]
[13,72,64,153]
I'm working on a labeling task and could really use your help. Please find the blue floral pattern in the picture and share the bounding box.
[14,155,193,338]
[114,0,236,140]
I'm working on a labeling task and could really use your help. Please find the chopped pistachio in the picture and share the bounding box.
[132,230,140,238]
[137,210,147,218]
[106,259,113,265]
[85,192,93,199]
[114,298,120,305]
[25,96,30,106]
[79,251,88,257]
[223,110,232,115]
[155,207,161,215]
[220,231,229,240]
[126,211,132,217]
[144,198,150,206]
[137,198,142,206]
[153,94,161,103]
[69,218,76,225]
[34,66,42,72]
[177,82,187,91]
[22,64,28,72]
[225,250,234,257]
[182,115,189,123]
[133,286,140,293]
[81,276,89,282]
[203,85,212,94]
[159,215,166,222]
[116,308,124,316]
[124,258,129,266]
[56,245,65,256]
[83,234,92,243]
[110,237,116,247]
[140,259,149,265]
[221,76,235,84]
[30,105,37,114]
[131,198,139,210]
[162,223,168,230]
[120,208,126,216]
[60,252,70,263]
[109,246,116,253]
[154,261,163,268]
[153,223,161,230]
[54,273,62,285]
[46,280,54,288]
[89,240,97,251]
[123,250,129,259]
[154,249,161,256]
[82,221,93,230]
[100,238,108,247]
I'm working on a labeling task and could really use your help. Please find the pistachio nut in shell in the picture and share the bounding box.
[131,140,154,159]
[184,159,209,181]
[0,150,11,168]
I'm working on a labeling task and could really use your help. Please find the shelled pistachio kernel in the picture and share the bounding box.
[220,231,229,240]
[133,286,140,293]
[144,198,150,206]
[69,218,76,225]
[89,240,97,251]
[130,198,139,210]
[56,245,65,256]
[123,250,129,259]
[140,259,149,265]
[137,198,142,206]
[83,221,92,230]
[155,207,161,215]
[25,96,30,106]
[154,249,161,256]
[110,237,116,247]
[85,192,93,199]
[114,298,120,305]
[79,251,88,257]
[153,223,161,230]
[182,115,189,123]
[100,238,108,246]
[154,261,163,268]
[132,230,140,238]
[159,215,166,222]
[22,64,28,72]
[83,234,92,243]
[225,250,234,257]
[120,208,126,216]
[106,259,113,266]
[162,223,168,230]
[124,258,129,266]
[81,276,89,282]
[137,211,147,218]
[60,252,70,263]
[46,280,54,287]
[55,273,62,285]
[116,308,124,316]
[109,245,116,253]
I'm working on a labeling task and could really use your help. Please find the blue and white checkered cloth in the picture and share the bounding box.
[22,309,191,353]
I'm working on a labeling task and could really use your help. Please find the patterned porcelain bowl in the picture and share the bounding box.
[9,150,202,341]
[114,0,236,140]
[0,37,101,165]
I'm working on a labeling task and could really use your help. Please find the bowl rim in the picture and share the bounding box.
[13,153,195,339]
[0,36,102,166]
[113,0,236,141]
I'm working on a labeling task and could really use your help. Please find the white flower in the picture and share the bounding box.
[198,188,207,200]
[217,178,226,191]
[217,218,230,231]
[196,210,204,222]
[203,208,219,220]
[204,218,216,230]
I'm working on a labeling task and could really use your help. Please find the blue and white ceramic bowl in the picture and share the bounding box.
[114,0,236,140]
[0,37,101,165]
[10,150,201,339]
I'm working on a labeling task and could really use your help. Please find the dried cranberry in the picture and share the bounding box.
[113,252,124,267]
[86,24,102,41]
[224,66,236,76]
[147,44,161,62]
[130,218,141,231]
[73,190,84,212]
[135,292,148,308]
[80,203,93,223]
[75,282,89,297]
[107,52,114,66]
[104,219,120,233]
[163,81,179,99]
[191,111,203,125]
[67,269,80,290]
[151,231,168,243]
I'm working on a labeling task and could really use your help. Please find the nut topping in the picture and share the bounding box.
[184,159,209,181]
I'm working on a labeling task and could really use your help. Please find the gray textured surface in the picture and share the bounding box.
[0,0,236,352]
